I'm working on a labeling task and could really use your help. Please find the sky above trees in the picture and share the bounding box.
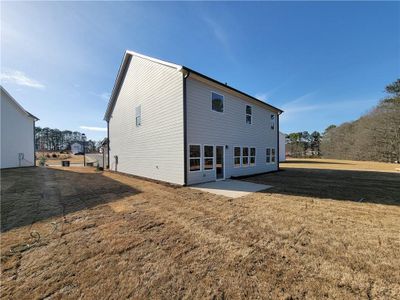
[1,2,399,140]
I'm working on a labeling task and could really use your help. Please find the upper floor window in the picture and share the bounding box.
[212,92,224,113]
[246,105,252,124]
[270,114,275,130]
[135,105,141,127]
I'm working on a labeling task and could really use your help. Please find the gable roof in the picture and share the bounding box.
[1,86,39,121]
[104,50,283,121]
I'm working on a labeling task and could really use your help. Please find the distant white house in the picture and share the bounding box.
[279,132,286,162]
[71,142,83,154]
[1,86,39,168]
[104,51,283,185]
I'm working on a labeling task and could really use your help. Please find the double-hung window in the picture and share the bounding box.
[204,145,214,170]
[234,147,241,167]
[135,105,141,127]
[266,148,271,163]
[250,147,256,166]
[212,92,224,113]
[271,148,276,163]
[242,147,249,166]
[270,114,275,130]
[246,105,252,124]
[189,145,201,171]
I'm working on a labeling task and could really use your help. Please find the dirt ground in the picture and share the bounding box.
[1,160,400,299]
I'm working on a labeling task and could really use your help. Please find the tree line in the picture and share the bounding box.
[35,127,101,153]
[285,79,400,163]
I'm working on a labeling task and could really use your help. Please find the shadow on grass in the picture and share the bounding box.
[0,167,141,232]
[244,168,400,206]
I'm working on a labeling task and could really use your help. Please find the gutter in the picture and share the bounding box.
[107,121,110,169]
[182,69,190,186]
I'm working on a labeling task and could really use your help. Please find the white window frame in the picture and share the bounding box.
[246,105,252,125]
[203,145,214,171]
[250,147,256,166]
[270,114,275,130]
[242,146,249,167]
[233,146,241,168]
[211,91,224,113]
[189,144,201,172]
[266,148,271,164]
[271,147,276,163]
[135,105,141,127]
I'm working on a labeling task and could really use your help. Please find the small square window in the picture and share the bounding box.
[190,159,200,171]
[243,147,249,157]
[212,92,224,113]
[190,145,200,158]
[234,157,241,167]
[234,147,241,157]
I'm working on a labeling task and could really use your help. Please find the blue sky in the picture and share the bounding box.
[1,1,399,140]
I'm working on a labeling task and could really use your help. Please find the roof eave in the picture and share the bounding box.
[181,66,283,114]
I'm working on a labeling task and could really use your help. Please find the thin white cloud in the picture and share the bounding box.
[280,90,376,122]
[255,93,269,101]
[1,70,45,89]
[202,16,235,63]
[80,126,107,132]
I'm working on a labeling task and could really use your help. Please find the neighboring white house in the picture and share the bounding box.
[71,142,83,154]
[104,51,283,185]
[279,132,286,162]
[1,86,39,169]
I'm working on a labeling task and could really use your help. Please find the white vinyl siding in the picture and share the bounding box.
[109,55,184,185]
[186,76,278,184]
[1,91,35,168]
[135,105,141,127]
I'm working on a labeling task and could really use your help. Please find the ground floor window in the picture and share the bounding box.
[266,148,271,163]
[189,145,201,171]
[242,147,249,166]
[271,148,276,163]
[234,147,241,167]
[250,147,256,165]
[204,145,214,170]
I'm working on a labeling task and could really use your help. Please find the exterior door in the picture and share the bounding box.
[216,146,224,180]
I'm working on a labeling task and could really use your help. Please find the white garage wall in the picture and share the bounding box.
[1,90,35,168]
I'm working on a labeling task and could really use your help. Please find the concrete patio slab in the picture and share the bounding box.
[190,179,272,198]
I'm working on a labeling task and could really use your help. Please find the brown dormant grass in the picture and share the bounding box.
[1,162,399,299]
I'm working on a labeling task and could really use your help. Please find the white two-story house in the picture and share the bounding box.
[104,51,283,185]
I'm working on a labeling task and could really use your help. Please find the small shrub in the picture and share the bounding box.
[46,154,51,158]
[52,153,58,158]
[39,156,47,166]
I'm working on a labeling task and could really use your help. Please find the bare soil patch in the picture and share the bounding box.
[1,164,399,299]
